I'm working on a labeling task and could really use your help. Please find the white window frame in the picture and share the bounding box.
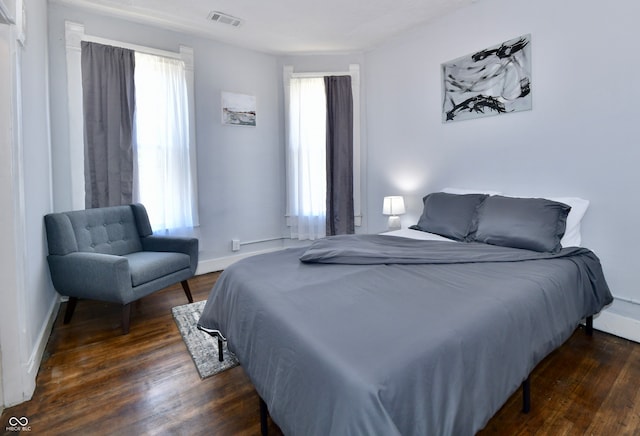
[63,21,197,211]
[283,64,362,227]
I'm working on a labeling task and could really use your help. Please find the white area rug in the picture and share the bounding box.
[172,300,239,378]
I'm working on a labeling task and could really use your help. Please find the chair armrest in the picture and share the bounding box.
[141,235,199,274]
[47,252,134,304]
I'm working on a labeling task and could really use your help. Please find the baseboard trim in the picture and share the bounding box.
[23,296,61,401]
[4,294,60,408]
[29,295,60,366]
[195,248,284,275]
[593,307,640,343]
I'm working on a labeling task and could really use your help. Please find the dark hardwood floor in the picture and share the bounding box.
[2,272,639,435]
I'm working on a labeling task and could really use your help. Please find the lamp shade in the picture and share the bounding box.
[382,196,406,216]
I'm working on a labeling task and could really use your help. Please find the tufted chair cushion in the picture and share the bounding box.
[46,206,143,255]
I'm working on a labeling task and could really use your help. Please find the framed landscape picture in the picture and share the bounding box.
[221,91,256,126]
[442,34,532,123]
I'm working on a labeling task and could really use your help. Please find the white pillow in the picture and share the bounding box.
[442,187,502,196]
[548,197,589,247]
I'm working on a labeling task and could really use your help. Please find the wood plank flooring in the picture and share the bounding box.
[2,272,639,435]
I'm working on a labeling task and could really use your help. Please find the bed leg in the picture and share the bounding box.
[522,376,531,413]
[259,396,268,436]
[217,336,224,362]
[196,325,226,362]
[585,315,593,336]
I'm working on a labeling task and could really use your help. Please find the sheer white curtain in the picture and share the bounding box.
[287,77,327,240]
[134,52,198,231]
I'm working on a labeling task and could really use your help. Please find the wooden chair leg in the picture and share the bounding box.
[122,303,131,335]
[63,297,78,324]
[181,280,194,303]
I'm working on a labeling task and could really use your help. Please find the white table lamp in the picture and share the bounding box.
[383,196,405,230]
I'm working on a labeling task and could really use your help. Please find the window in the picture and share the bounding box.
[284,65,362,240]
[287,77,327,240]
[65,23,198,231]
[134,52,198,231]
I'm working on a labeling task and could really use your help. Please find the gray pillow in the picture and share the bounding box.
[412,192,488,241]
[471,196,571,253]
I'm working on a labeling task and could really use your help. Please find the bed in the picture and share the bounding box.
[198,192,612,435]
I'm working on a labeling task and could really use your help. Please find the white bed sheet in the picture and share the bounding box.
[382,228,456,242]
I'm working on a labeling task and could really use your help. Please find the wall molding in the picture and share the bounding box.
[24,298,60,396]
[593,305,640,344]
[63,21,84,210]
[196,248,283,276]
[0,9,32,407]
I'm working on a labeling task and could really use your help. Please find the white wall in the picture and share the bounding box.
[47,4,285,268]
[21,0,57,366]
[365,0,640,337]
[0,0,57,407]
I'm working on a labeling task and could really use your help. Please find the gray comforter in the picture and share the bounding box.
[199,235,612,435]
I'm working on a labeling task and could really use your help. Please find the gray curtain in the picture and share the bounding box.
[81,42,136,208]
[324,75,354,236]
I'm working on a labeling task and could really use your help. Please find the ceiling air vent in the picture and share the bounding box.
[208,11,242,27]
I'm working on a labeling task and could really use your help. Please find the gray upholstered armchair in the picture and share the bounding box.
[45,203,198,334]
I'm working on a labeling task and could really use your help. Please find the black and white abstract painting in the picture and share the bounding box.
[442,34,532,123]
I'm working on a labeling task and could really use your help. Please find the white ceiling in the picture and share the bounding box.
[53,0,478,54]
